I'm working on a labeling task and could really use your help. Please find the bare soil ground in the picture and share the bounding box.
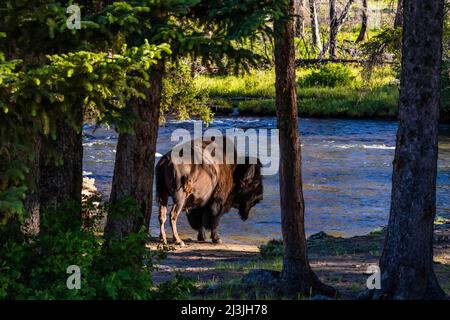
[149,222,450,299]
[149,239,260,285]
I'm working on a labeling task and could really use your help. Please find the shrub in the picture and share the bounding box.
[301,63,355,87]
[0,226,160,299]
[194,69,275,99]
[161,61,212,123]
[157,273,196,300]
[360,27,403,76]
[258,239,283,258]
[0,197,195,300]
[238,99,275,115]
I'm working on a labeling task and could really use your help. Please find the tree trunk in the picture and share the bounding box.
[329,0,338,58]
[295,0,305,37]
[394,0,403,28]
[22,137,41,236]
[309,0,322,52]
[39,107,83,231]
[328,0,354,58]
[274,0,335,297]
[355,0,368,43]
[371,0,446,300]
[104,62,164,240]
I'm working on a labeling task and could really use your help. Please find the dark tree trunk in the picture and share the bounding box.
[105,62,164,240]
[39,107,83,230]
[355,0,368,43]
[274,0,335,297]
[328,0,354,58]
[22,137,41,236]
[329,0,338,58]
[394,0,403,28]
[23,194,40,236]
[309,0,322,51]
[371,0,446,300]
[295,0,305,37]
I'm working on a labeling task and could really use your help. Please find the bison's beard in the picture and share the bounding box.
[186,207,221,231]
[186,207,204,230]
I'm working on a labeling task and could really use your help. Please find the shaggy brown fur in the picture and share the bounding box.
[155,138,263,245]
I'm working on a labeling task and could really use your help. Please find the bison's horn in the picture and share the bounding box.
[243,164,255,181]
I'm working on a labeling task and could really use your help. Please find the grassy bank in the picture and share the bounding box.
[191,230,385,300]
[150,220,450,300]
[195,65,400,119]
[187,222,450,300]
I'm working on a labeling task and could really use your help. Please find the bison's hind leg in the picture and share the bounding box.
[158,192,169,245]
[169,195,187,247]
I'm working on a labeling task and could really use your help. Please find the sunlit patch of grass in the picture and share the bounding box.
[435,215,450,225]
[213,258,282,273]
[368,227,385,236]
[195,65,399,119]
[191,258,283,300]
[194,69,275,99]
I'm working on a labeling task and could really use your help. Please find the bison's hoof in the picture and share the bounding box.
[159,236,168,245]
[176,241,186,247]
[212,238,223,244]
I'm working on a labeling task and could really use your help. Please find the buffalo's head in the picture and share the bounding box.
[232,159,263,221]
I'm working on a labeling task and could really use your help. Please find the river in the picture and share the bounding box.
[83,117,450,245]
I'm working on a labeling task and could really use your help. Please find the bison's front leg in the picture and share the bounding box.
[208,200,224,244]
[197,227,206,241]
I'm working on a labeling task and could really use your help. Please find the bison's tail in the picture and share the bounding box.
[155,155,169,202]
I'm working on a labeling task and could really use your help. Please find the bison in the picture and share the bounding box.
[155,138,263,246]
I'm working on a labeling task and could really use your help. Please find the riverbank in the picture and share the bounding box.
[196,66,399,120]
[150,221,450,299]
[209,85,400,120]
[195,66,450,122]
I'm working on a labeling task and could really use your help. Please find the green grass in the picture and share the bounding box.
[195,69,276,99]
[195,66,400,119]
[193,258,283,300]
[192,231,386,300]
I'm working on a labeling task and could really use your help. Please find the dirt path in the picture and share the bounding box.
[149,239,382,298]
[150,239,260,285]
[150,222,450,299]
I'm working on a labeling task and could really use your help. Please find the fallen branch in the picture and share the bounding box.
[295,58,395,66]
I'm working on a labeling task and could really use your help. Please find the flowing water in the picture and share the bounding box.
[83,117,450,245]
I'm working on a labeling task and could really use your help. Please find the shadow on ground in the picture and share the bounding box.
[149,222,450,299]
